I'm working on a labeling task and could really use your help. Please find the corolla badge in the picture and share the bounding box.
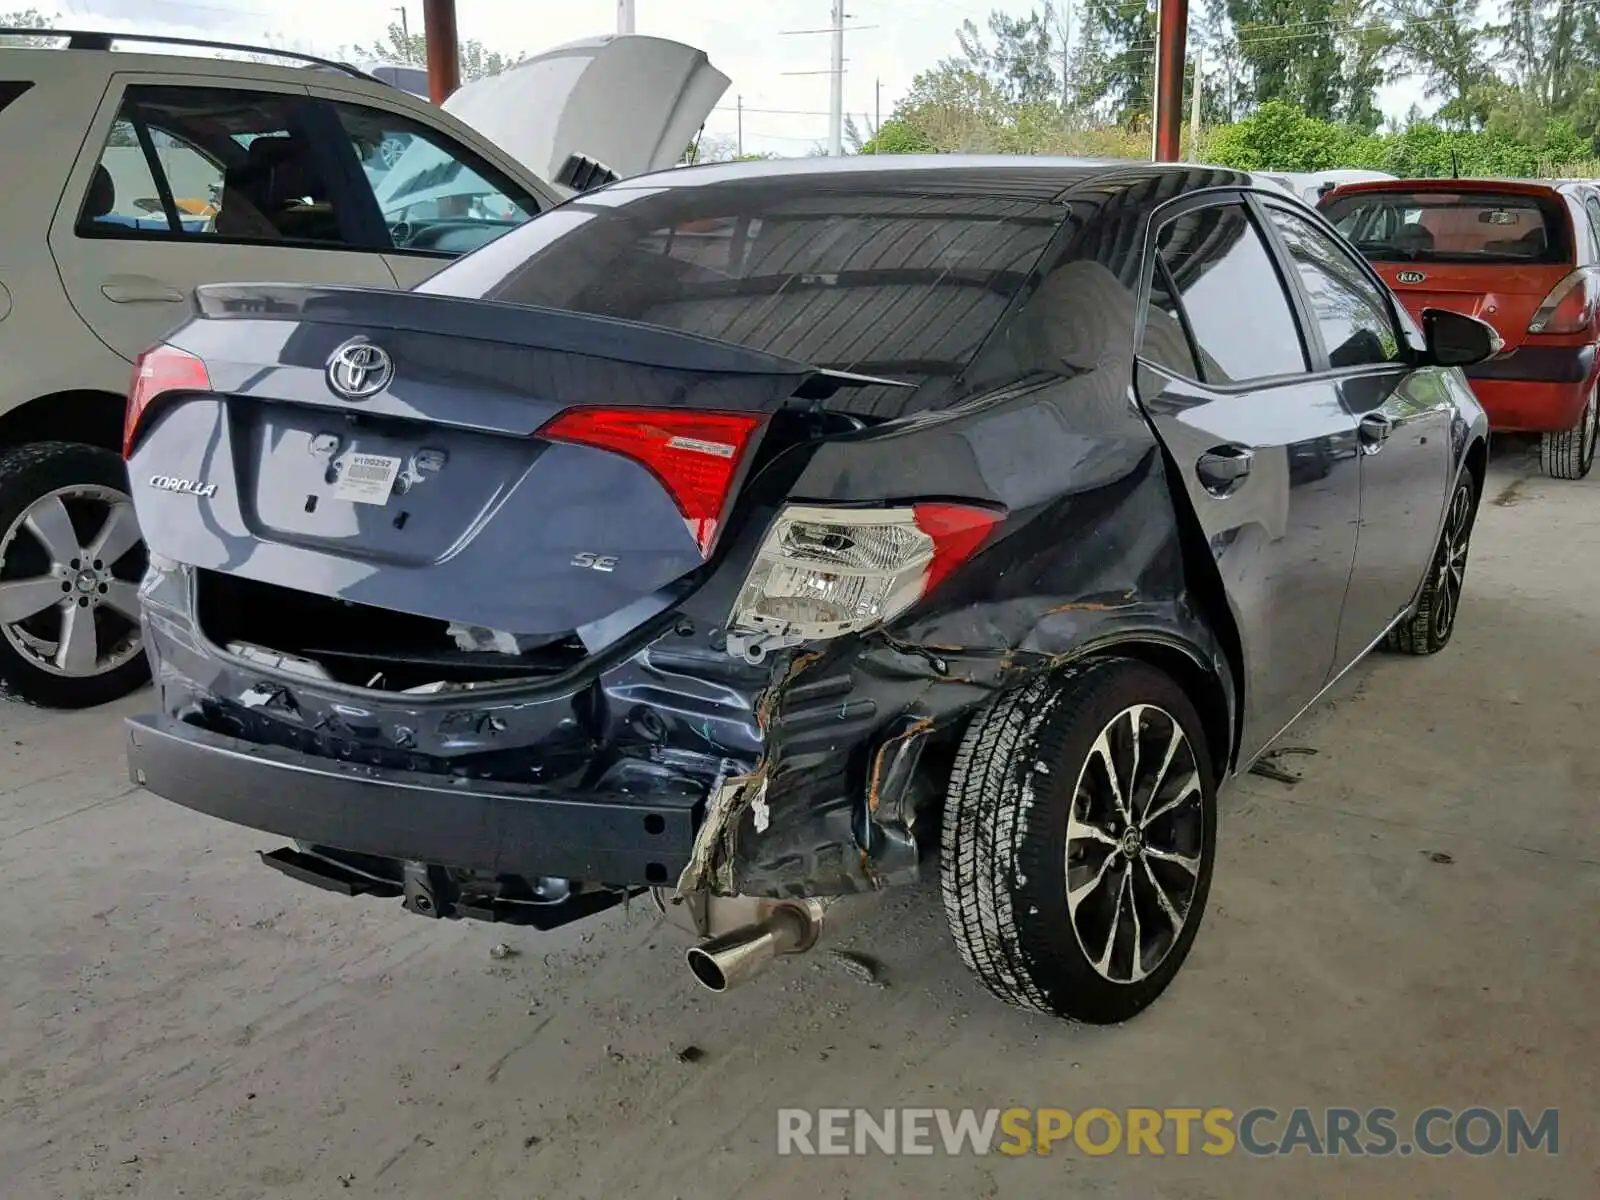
[326,338,394,400]
[149,474,217,498]
[1395,270,1426,284]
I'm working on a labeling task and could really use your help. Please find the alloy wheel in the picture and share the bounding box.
[1431,482,1474,642]
[0,484,145,678]
[1064,703,1205,984]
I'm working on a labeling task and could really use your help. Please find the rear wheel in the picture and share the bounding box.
[941,658,1217,1024]
[1385,471,1477,656]
[1539,387,1598,479]
[0,442,150,707]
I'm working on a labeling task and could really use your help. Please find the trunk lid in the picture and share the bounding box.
[128,284,822,645]
[1375,262,1571,352]
[438,35,729,184]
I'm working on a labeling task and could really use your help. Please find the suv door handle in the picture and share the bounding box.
[1358,412,1393,450]
[1196,445,1253,495]
[100,276,185,304]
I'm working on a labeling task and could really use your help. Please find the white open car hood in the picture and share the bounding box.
[446,34,727,182]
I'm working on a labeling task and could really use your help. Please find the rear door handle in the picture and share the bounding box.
[1358,412,1394,451]
[100,275,185,304]
[1196,445,1253,496]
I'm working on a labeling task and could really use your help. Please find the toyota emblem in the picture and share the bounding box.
[326,338,394,400]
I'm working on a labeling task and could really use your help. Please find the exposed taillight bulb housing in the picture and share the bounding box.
[125,343,212,459]
[538,407,765,557]
[725,503,1002,663]
[1528,268,1600,335]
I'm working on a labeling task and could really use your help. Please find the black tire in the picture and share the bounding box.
[0,441,150,708]
[941,657,1218,1024]
[1538,387,1597,480]
[1385,470,1477,656]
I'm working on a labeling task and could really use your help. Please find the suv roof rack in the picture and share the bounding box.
[0,27,382,84]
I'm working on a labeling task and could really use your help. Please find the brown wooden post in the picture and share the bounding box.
[422,0,461,104]
[1152,0,1189,162]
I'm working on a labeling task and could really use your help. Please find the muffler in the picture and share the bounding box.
[683,898,826,993]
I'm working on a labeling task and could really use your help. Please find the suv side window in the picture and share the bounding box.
[326,101,540,257]
[1156,204,1307,383]
[76,86,345,245]
[1265,204,1402,368]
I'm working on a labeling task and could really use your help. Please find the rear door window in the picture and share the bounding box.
[1321,189,1573,264]
[1264,205,1403,368]
[77,85,345,245]
[1155,203,1308,383]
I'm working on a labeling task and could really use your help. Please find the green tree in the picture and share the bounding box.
[358,21,525,83]
[0,7,53,46]
[1387,0,1490,128]
[950,8,1061,105]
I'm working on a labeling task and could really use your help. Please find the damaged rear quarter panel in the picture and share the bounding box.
[708,171,1243,897]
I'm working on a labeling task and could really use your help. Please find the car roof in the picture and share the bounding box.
[0,43,437,117]
[0,31,400,91]
[618,154,1260,205]
[1325,178,1571,200]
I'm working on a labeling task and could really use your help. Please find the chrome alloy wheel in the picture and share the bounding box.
[0,484,145,678]
[1064,703,1205,984]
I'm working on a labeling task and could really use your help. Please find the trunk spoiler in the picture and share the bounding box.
[188,283,911,401]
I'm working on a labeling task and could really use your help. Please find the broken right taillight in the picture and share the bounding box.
[124,343,212,459]
[724,503,1002,663]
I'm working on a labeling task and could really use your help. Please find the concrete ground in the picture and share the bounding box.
[2,446,1596,1200]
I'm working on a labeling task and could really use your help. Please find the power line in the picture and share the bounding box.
[779,1,853,156]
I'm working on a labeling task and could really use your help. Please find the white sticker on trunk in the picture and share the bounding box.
[333,453,402,504]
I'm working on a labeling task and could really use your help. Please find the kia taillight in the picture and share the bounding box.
[124,344,211,459]
[537,407,766,557]
[1528,269,1600,335]
[724,503,1003,663]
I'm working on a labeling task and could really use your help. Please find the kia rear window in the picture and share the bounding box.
[1322,190,1572,265]
[421,181,1066,417]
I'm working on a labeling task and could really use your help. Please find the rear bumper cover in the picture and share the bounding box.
[1466,344,1594,384]
[1465,345,1596,431]
[129,560,948,899]
[126,715,699,886]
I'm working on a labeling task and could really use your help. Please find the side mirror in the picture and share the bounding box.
[1420,308,1503,368]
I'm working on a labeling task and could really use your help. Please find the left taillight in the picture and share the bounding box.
[124,344,211,459]
[537,406,766,557]
[1528,268,1600,335]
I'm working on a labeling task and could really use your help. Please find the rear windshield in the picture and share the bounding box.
[420,178,1067,416]
[1321,190,1572,264]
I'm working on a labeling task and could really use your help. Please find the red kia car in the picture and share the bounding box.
[1322,179,1600,478]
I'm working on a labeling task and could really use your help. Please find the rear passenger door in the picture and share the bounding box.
[1257,198,1453,670]
[49,74,398,363]
[1134,196,1362,765]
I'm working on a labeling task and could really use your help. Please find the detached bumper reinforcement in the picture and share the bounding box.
[125,716,699,886]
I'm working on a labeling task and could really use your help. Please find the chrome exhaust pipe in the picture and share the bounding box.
[685,898,825,992]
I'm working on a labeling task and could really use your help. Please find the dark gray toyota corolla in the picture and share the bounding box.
[124,158,1494,1024]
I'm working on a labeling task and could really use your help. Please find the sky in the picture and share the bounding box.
[33,0,1423,157]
